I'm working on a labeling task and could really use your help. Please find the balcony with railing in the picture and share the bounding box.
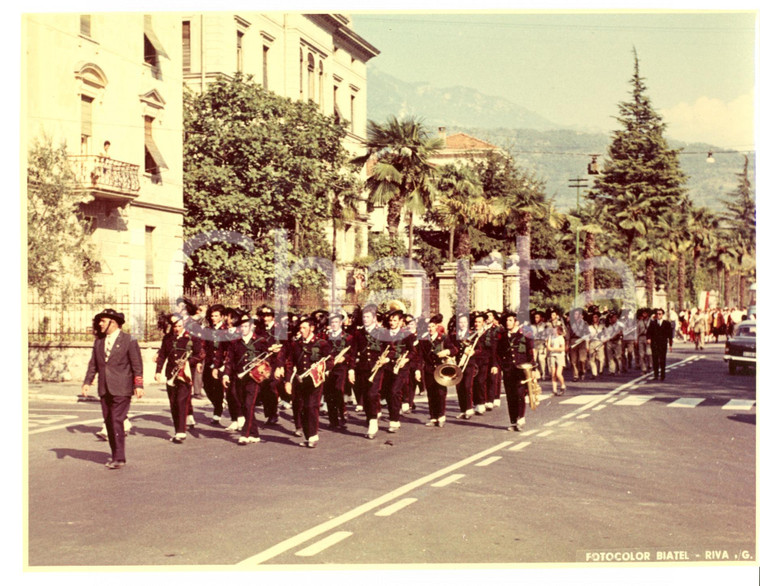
[68,155,141,203]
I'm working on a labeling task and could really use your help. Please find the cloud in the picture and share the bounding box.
[661,93,755,149]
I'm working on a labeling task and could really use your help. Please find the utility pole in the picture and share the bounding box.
[568,177,589,305]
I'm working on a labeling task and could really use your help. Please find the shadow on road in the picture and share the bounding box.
[728,413,756,426]
[48,447,107,464]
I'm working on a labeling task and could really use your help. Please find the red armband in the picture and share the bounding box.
[134,375,144,388]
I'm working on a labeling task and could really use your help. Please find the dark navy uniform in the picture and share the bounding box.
[495,326,535,429]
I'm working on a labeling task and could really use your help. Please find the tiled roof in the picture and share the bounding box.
[444,133,499,151]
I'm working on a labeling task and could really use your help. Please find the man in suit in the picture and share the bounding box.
[82,309,144,469]
[646,308,673,381]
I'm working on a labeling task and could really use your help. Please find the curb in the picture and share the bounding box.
[27,393,212,407]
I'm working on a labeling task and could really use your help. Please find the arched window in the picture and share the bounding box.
[307,53,315,101]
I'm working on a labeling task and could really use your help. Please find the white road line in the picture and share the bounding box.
[28,417,104,435]
[559,421,576,427]
[521,429,539,436]
[294,532,353,557]
[576,414,591,419]
[509,442,531,451]
[559,395,597,405]
[614,395,654,406]
[667,398,705,408]
[237,438,516,566]
[536,430,553,437]
[432,474,466,488]
[723,399,756,411]
[475,456,502,467]
[375,498,417,517]
[592,404,607,411]
[28,411,162,435]
[544,420,560,427]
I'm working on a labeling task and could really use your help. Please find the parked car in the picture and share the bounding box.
[724,320,756,374]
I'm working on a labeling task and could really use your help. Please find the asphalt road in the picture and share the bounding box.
[25,344,756,569]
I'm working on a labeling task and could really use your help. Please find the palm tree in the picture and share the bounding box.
[659,202,692,311]
[633,235,671,307]
[431,163,490,261]
[353,116,443,263]
[688,206,719,304]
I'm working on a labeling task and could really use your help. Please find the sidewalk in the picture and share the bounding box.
[26,380,212,407]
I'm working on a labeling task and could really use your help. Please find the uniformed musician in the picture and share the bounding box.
[324,312,354,430]
[493,311,535,431]
[223,315,276,445]
[155,314,204,443]
[255,305,282,425]
[284,317,333,448]
[418,314,457,427]
[348,304,388,439]
[382,309,416,433]
[483,309,503,409]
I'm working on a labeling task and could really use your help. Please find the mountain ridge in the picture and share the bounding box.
[366,67,753,212]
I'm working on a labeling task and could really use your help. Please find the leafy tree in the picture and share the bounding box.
[354,115,443,259]
[27,137,97,295]
[183,74,350,291]
[588,49,688,275]
[720,155,756,305]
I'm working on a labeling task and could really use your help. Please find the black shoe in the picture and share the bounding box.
[660,375,665,380]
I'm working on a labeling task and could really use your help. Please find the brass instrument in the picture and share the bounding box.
[457,330,484,373]
[368,345,390,382]
[238,344,282,382]
[518,362,542,410]
[297,355,329,383]
[393,350,410,374]
[433,357,463,387]
[167,347,192,386]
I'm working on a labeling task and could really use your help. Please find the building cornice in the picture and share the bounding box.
[305,14,380,63]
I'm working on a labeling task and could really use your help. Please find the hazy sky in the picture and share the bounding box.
[351,9,756,149]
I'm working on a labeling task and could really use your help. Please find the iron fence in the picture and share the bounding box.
[26,287,368,343]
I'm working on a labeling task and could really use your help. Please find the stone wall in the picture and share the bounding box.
[28,342,161,383]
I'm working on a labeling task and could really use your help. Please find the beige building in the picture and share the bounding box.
[181,12,379,287]
[25,12,379,336]
[24,12,185,307]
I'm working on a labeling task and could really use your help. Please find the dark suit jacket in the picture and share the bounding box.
[646,320,673,349]
[83,330,144,397]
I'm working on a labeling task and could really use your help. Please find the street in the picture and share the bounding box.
[25,344,755,568]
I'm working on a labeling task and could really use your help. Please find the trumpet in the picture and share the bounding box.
[238,344,282,381]
[368,345,390,382]
[167,347,192,386]
[457,330,484,373]
[518,362,542,410]
[393,350,410,374]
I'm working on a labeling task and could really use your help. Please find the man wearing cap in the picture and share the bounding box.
[155,314,204,443]
[324,313,354,430]
[348,304,388,439]
[255,305,284,426]
[383,309,416,433]
[483,310,504,409]
[493,311,534,432]
[418,314,457,427]
[285,318,333,448]
[82,309,144,469]
[223,315,273,445]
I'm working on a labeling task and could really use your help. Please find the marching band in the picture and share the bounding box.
[147,300,668,448]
